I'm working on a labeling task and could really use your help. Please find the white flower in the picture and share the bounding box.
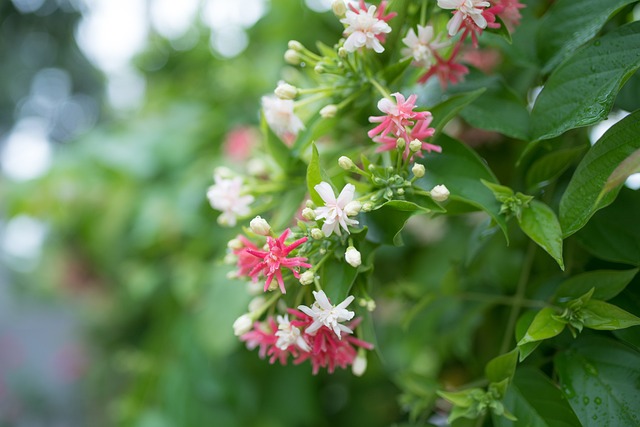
[340,5,392,53]
[275,315,311,351]
[314,182,359,236]
[401,25,447,67]
[261,96,305,139]
[207,174,254,227]
[249,215,271,236]
[345,246,362,268]
[297,290,355,339]
[437,0,491,36]
[431,184,450,202]
[233,314,253,336]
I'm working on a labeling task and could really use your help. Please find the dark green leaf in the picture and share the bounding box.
[582,300,640,330]
[518,307,566,346]
[531,21,640,142]
[319,254,359,304]
[559,110,640,237]
[554,269,638,302]
[525,146,586,191]
[415,134,508,241]
[536,0,638,73]
[494,367,581,427]
[379,57,413,86]
[518,200,564,270]
[485,349,518,384]
[427,88,486,135]
[555,336,640,427]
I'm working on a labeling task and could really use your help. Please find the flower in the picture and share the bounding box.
[249,215,271,236]
[418,52,470,88]
[222,126,258,162]
[431,184,450,202]
[412,163,426,178]
[313,182,359,236]
[274,81,298,100]
[401,25,448,68]
[261,96,305,145]
[297,290,355,339]
[340,2,393,53]
[207,174,254,227]
[299,270,315,285]
[230,235,262,278]
[240,318,302,365]
[345,246,362,268]
[275,315,311,352]
[233,314,254,336]
[246,228,311,294]
[438,0,491,36]
[492,0,525,32]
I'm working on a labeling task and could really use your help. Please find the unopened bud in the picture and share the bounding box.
[431,184,450,202]
[302,207,316,221]
[320,104,338,118]
[412,163,425,178]
[311,228,324,240]
[247,158,268,176]
[248,296,266,313]
[314,64,325,74]
[224,253,237,264]
[275,82,298,100]
[338,156,355,170]
[345,246,361,268]
[362,202,373,212]
[233,314,253,336]
[338,47,348,57]
[352,351,368,376]
[288,40,304,51]
[396,138,405,150]
[409,139,422,153]
[344,200,362,216]
[299,270,315,285]
[305,199,316,209]
[284,49,301,65]
[213,166,234,179]
[227,238,243,250]
[332,0,347,17]
[250,216,271,236]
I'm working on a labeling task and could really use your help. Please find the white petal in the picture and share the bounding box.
[314,182,336,204]
[336,295,355,310]
[313,290,333,310]
[336,183,356,207]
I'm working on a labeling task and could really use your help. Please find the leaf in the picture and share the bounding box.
[361,200,428,246]
[485,349,518,384]
[518,200,564,270]
[554,269,639,302]
[379,57,413,86]
[427,88,486,135]
[536,0,638,74]
[518,307,566,346]
[306,143,331,207]
[415,134,508,242]
[261,113,292,171]
[319,253,359,304]
[559,110,640,237]
[525,146,586,191]
[582,300,640,331]
[599,147,640,200]
[515,311,541,361]
[555,335,640,427]
[575,188,640,266]
[493,367,582,427]
[292,111,336,158]
[530,21,640,142]
[485,15,512,44]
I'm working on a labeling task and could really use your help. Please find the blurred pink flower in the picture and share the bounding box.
[222,126,259,162]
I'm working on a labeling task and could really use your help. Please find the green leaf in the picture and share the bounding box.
[525,146,586,191]
[319,253,359,303]
[599,147,640,200]
[536,0,638,74]
[437,389,476,408]
[485,349,518,384]
[518,200,564,270]
[518,307,566,346]
[481,180,514,200]
[555,336,640,427]
[415,134,508,242]
[575,188,640,266]
[292,111,336,158]
[582,300,640,331]
[493,367,582,427]
[485,15,512,44]
[559,110,640,237]
[427,88,486,135]
[554,269,639,302]
[306,143,331,207]
[379,57,413,86]
[530,21,640,142]
[261,113,292,171]
[515,311,541,361]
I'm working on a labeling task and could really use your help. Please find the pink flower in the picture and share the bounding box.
[207,174,254,227]
[241,317,302,365]
[492,0,525,32]
[231,235,262,277]
[222,126,259,162]
[246,228,311,294]
[418,52,470,88]
[401,25,449,68]
[341,1,394,53]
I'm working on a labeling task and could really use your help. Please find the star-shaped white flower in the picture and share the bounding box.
[340,5,392,53]
[297,290,355,339]
[438,0,490,36]
[401,25,448,68]
[207,174,254,227]
[275,315,311,352]
[313,182,359,237]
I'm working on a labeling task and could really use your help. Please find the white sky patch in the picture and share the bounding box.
[150,0,200,40]
[1,118,52,181]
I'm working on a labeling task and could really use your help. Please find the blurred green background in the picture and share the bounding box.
[0,0,404,425]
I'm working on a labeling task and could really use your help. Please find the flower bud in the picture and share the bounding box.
[412,163,425,178]
[275,82,298,100]
[284,49,301,65]
[396,137,406,150]
[314,64,325,74]
[431,184,450,202]
[409,139,422,153]
[299,270,315,285]
[338,47,348,57]
[345,246,361,268]
[224,253,237,264]
[344,200,362,216]
[310,228,324,240]
[302,207,316,221]
[305,199,315,209]
[338,156,355,170]
[233,314,253,336]
[247,158,268,176]
[332,0,347,17]
[213,166,234,179]
[352,351,367,376]
[320,104,338,118]
[362,202,373,212]
[227,238,243,250]
[248,296,266,313]
[250,216,271,236]
[288,40,304,51]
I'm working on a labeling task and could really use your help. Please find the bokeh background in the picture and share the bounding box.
[0,0,403,425]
